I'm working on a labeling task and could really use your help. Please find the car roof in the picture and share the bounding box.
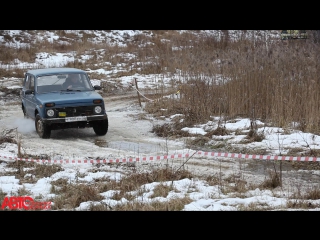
[26,68,86,77]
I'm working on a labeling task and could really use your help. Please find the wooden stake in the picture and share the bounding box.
[134,78,142,107]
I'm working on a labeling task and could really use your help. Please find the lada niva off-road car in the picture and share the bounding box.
[20,68,108,138]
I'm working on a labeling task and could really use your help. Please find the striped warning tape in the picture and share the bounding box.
[195,151,320,161]
[0,151,319,164]
[0,153,189,164]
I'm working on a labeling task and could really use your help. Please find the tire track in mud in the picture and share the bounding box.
[0,91,185,160]
[1,91,320,189]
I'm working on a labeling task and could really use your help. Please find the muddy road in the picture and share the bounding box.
[0,92,185,159]
[1,91,320,189]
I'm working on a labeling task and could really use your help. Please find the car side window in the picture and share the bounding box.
[24,75,30,89]
[30,76,35,91]
[24,75,35,91]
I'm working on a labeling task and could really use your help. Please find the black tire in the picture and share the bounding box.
[93,119,108,136]
[22,105,28,119]
[35,114,51,138]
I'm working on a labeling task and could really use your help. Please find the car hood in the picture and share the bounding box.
[36,91,103,106]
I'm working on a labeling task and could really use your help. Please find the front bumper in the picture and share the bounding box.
[42,114,108,124]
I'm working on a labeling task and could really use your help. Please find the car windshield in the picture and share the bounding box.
[36,73,94,93]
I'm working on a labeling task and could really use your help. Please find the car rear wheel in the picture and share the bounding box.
[22,105,28,119]
[35,114,51,138]
[93,119,108,136]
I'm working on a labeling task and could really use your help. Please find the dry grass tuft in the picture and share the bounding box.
[205,127,229,137]
[290,161,320,170]
[237,202,276,211]
[187,136,211,148]
[3,161,63,184]
[27,163,63,179]
[224,174,248,193]
[51,183,104,210]
[150,183,174,198]
[111,196,192,211]
[244,130,265,142]
[17,186,32,196]
[0,189,7,200]
[286,200,320,209]
[205,174,220,186]
[304,186,320,200]
[259,170,281,189]
[0,129,17,144]
[290,185,320,200]
[152,123,191,138]
[1,30,320,136]
[48,167,193,210]
[2,30,320,210]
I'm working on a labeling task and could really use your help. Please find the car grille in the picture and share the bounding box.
[55,106,94,117]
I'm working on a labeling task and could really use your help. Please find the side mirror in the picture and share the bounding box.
[25,89,34,94]
[94,85,101,90]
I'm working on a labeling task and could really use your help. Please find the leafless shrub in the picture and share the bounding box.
[4,30,320,211]
[205,126,229,138]
[27,163,63,178]
[0,68,25,78]
[3,161,63,184]
[187,136,210,148]
[0,128,17,144]
[290,185,320,200]
[0,87,22,97]
[152,124,172,137]
[104,168,192,202]
[2,37,319,140]
[3,30,319,136]
[259,169,281,189]
[303,149,320,157]
[64,60,86,69]
[223,174,248,194]
[88,203,112,211]
[206,142,227,150]
[205,174,220,186]
[111,197,192,211]
[49,167,193,210]
[0,189,7,200]
[152,123,191,138]
[17,186,32,196]
[237,202,276,211]
[51,184,104,210]
[150,183,174,198]
[290,161,320,170]
[304,186,320,200]
[286,147,304,156]
[0,45,37,63]
[244,129,265,142]
[286,200,320,209]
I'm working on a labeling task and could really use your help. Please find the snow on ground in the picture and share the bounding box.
[0,31,320,211]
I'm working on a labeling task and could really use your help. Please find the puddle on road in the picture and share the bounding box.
[94,140,165,154]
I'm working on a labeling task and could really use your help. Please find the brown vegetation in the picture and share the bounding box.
[1,31,320,210]
[1,30,320,135]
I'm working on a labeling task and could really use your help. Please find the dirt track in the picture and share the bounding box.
[1,91,320,191]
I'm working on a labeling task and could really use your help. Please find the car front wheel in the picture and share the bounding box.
[93,119,108,136]
[22,105,28,119]
[35,114,51,138]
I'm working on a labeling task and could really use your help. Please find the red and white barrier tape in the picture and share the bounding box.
[0,151,319,164]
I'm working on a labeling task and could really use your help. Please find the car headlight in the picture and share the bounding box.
[94,106,102,114]
[47,109,55,117]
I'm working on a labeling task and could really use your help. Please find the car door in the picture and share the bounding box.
[22,74,37,118]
